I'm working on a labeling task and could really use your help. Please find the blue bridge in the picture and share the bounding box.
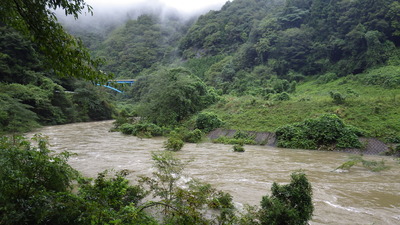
[98,79,135,93]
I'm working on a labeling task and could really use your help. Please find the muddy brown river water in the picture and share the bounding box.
[28,120,400,224]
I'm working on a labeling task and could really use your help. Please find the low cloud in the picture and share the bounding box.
[58,0,229,33]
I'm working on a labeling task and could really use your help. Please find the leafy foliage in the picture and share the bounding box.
[181,129,203,143]
[135,67,218,126]
[357,66,400,88]
[164,137,185,151]
[329,91,346,104]
[179,0,399,78]
[0,0,110,82]
[0,26,114,133]
[0,135,157,224]
[276,114,363,150]
[233,144,245,152]
[0,135,79,224]
[1,137,315,224]
[77,170,152,224]
[139,151,237,224]
[195,112,224,132]
[259,172,313,225]
[119,122,163,138]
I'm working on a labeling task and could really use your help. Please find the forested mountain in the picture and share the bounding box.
[93,14,193,77]
[0,26,114,134]
[74,0,400,92]
[180,0,400,76]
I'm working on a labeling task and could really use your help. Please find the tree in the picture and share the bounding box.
[276,114,363,150]
[0,93,39,134]
[0,135,80,224]
[260,173,314,225]
[139,151,236,224]
[259,172,313,225]
[137,68,218,125]
[0,0,111,82]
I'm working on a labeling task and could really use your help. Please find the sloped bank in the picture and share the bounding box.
[207,129,395,155]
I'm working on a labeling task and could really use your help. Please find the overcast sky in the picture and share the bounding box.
[85,0,230,14]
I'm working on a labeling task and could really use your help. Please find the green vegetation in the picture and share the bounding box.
[0,137,314,224]
[164,137,184,151]
[119,122,163,138]
[131,67,218,126]
[94,14,187,77]
[0,17,113,134]
[276,114,363,150]
[335,155,390,172]
[233,144,245,152]
[259,172,313,225]
[204,71,400,141]
[0,0,110,82]
[213,130,256,145]
[195,112,224,132]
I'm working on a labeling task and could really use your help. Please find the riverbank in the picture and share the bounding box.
[207,128,396,156]
[203,75,400,143]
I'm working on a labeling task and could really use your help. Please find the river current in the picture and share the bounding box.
[28,120,400,224]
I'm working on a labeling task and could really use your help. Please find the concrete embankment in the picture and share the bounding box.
[207,128,396,155]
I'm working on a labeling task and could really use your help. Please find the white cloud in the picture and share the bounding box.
[85,0,229,14]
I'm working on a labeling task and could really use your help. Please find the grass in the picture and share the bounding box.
[203,74,400,141]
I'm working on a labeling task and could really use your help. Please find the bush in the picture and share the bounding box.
[213,136,256,145]
[182,129,203,143]
[358,66,400,88]
[329,91,346,104]
[119,123,136,135]
[276,114,362,150]
[273,92,291,101]
[233,144,245,152]
[0,135,80,224]
[195,112,223,132]
[164,137,184,151]
[259,172,313,225]
[119,122,163,137]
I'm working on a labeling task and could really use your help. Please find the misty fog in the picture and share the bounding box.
[57,0,229,34]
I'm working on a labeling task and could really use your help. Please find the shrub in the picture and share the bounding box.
[358,66,400,88]
[259,172,313,225]
[233,144,245,152]
[329,91,345,104]
[0,135,80,224]
[119,122,163,137]
[271,78,290,93]
[195,112,223,132]
[119,123,136,135]
[182,129,203,143]
[213,135,256,145]
[273,92,291,101]
[276,114,362,150]
[164,137,184,151]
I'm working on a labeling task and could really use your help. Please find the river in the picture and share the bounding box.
[28,120,400,224]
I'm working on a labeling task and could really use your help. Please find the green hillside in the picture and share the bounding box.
[204,66,400,140]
